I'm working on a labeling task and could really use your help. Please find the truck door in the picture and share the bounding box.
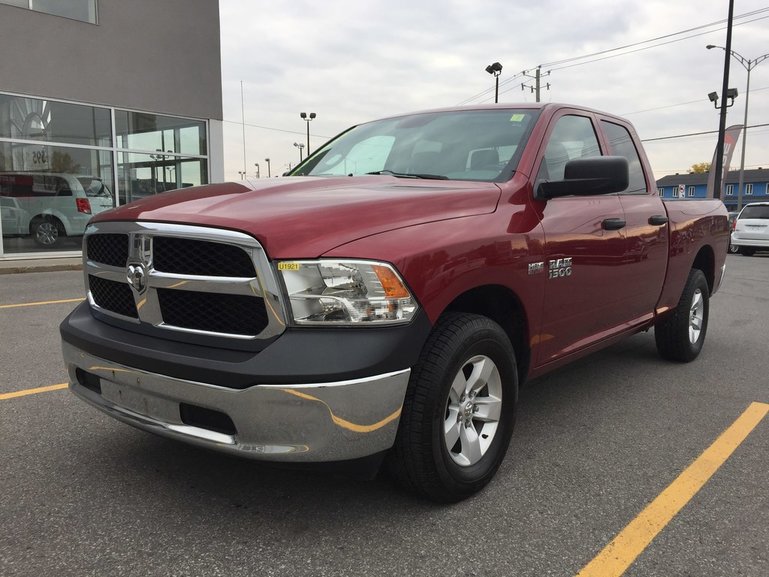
[533,113,629,365]
[600,119,668,324]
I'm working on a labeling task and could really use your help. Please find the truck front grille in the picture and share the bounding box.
[87,234,129,267]
[83,222,285,343]
[157,289,267,336]
[89,275,138,318]
[153,237,256,277]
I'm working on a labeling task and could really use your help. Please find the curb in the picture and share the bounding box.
[0,262,83,275]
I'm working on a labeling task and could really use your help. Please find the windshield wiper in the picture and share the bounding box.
[366,170,448,180]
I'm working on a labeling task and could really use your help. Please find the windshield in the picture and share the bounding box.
[739,205,769,219]
[291,109,538,182]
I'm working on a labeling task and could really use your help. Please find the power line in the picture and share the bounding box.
[222,118,332,140]
[549,15,769,73]
[641,122,769,142]
[460,8,769,105]
[540,8,769,68]
[622,85,769,116]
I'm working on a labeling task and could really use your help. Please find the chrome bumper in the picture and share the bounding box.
[62,341,410,462]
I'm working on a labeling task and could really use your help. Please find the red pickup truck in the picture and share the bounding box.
[60,103,729,502]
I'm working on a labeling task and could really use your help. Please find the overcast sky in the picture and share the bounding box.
[218,1,769,182]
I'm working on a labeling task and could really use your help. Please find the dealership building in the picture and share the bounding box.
[0,0,223,260]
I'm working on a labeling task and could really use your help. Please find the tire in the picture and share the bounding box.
[31,217,64,248]
[387,312,518,502]
[739,246,755,257]
[728,243,739,254]
[654,268,709,362]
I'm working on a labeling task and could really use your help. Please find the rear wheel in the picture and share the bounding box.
[387,313,518,502]
[654,268,709,362]
[728,242,739,254]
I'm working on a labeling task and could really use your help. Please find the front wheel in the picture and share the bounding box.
[31,217,63,248]
[387,313,518,502]
[654,268,709,362]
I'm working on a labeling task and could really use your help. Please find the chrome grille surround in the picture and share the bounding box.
[83,221,287,341]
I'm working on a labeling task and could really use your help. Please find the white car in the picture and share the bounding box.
[0,173,113,247]
[731,202,769,256]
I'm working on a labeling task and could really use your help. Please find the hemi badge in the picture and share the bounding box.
[528,262,545,275]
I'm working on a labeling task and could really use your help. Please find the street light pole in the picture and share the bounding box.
[485,62,503,103]
[293,142,305,162]
[300,112,316,154]
[254,163,260,178]
[707,44,769,211]
[264,158,271,178]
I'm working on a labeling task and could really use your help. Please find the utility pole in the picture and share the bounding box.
[521,66,550,102]
[712,0,735,200]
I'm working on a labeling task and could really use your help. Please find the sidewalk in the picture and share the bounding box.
[0,257,83,275]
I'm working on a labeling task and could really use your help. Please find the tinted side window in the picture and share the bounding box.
[601,121,647,194]
[537,115,601,183]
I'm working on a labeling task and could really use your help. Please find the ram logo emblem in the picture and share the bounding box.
[127,263,147,294]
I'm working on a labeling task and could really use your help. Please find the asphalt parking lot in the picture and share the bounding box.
[1,254,768,577]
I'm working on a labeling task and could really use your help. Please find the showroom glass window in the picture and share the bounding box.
[0,0,98,23]
[115,111,208,205]
[1,92,210,257]
[0,94,113,253]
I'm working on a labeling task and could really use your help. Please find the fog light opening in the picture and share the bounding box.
[179,403,237,436]
[75,368,102,394]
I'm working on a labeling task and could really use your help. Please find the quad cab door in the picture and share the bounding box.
[598,117,668,325]
[532,111,626,364]
[531,110,666,366]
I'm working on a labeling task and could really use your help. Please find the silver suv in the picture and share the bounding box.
[0,173,113,247]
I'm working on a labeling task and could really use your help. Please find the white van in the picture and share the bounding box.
[0,173,114,247]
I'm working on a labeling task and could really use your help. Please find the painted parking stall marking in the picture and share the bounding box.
[0,297,83,310]
[0,383,69,400]
[576,401,769,577]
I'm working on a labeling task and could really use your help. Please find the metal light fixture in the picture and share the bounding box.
[300,112,316,154]
[264,158,271,178]
[293,142,305,162]
[707,88,738,109]
[485,62,503,103]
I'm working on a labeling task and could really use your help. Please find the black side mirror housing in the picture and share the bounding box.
[537,156,629,200]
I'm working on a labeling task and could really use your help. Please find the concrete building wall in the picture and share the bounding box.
[0,0,222,120]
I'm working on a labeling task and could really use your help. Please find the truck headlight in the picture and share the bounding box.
[278,260,418,325]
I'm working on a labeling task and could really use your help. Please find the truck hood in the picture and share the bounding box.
[93,176,501,257]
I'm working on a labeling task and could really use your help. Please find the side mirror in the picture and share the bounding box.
[537,156,629,199]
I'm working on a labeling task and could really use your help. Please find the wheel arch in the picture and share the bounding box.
[29,213,65,234]
[442,284,530,385]
[691,244,715,293]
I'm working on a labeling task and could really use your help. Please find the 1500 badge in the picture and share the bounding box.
[549,257,573,279]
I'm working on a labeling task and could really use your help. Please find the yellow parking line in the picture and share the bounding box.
[576,401,769,577]
[0,298,84,310]
[0,383,69,400]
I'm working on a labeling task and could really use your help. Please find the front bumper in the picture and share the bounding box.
[63,341,411,462]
